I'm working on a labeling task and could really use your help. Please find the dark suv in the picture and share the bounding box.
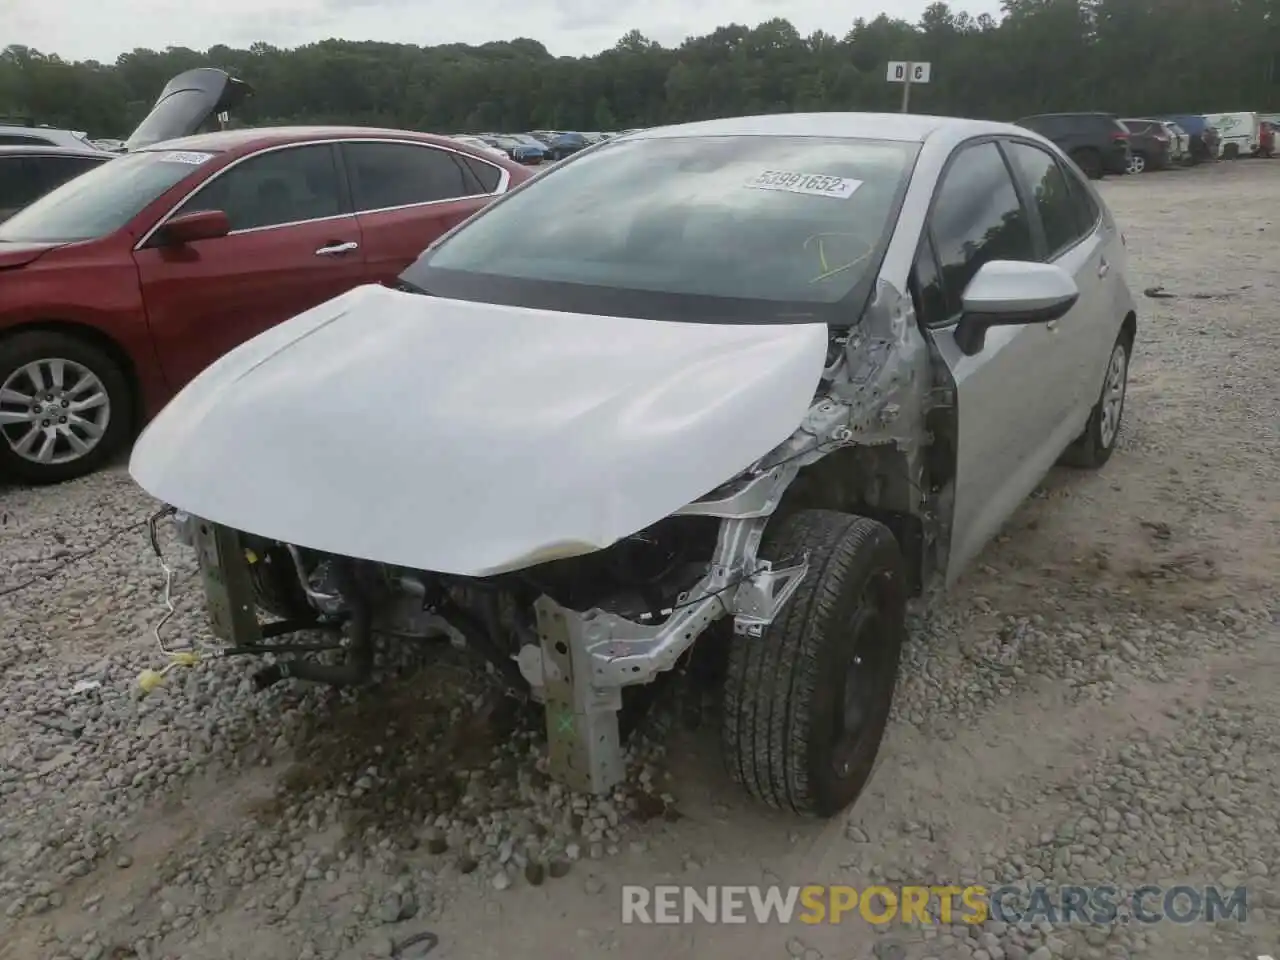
[0,145,113,221]
[1015,112,1131,179]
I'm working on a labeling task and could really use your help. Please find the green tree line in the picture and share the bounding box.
[2,0,1278,140]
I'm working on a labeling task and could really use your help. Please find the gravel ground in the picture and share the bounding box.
[1,160,1278,960]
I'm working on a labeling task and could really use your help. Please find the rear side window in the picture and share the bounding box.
[0,134,55,146]
[1062,165,1100,235]
[37,156,108,194]
[0,157,41,212]
[342,142,476,210]
[458,154,502,193]
[928,141,1035,318]
[1004,141,1086,257]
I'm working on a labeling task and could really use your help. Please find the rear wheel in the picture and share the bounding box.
[1071,147,1104,180]
[0,330,133,485]
[1126,152,1148,175]
[1060,330,1131,469]
[1224,143,1240,160]
[721,510,907,818]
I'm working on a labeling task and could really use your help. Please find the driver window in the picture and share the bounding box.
[173,143,345,232]
[927,141,1035,319]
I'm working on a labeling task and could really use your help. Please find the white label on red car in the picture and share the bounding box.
[745,170,862,199]
[158,151,215,165]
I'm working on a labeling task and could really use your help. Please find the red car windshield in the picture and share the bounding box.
[0,148,214,244]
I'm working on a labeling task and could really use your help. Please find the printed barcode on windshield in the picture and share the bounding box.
[745,170,862,199]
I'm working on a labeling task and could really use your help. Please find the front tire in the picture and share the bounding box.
[722,510,907,818]
[0,331,133,485]
[1060,331,1131,469]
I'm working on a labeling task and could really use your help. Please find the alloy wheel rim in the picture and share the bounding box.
[1098,344,1127,449]
[1128,155,1145,174]
[0,358,111,465]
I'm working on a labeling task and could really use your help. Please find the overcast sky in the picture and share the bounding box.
[9,0,1005,64]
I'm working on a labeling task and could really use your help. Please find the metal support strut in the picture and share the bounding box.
[535,597,626,795]
[531,517,810,795]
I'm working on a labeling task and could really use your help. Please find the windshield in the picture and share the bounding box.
[0,149,211,244]
[403,134,918,324]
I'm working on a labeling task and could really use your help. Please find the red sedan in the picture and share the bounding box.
[0,122,531,483]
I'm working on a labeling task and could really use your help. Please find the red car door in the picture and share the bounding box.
[134,142,366,389]
[339,139,508,284]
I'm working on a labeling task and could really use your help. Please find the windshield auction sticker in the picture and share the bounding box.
[158,151,215,165]
[745,170,862,199]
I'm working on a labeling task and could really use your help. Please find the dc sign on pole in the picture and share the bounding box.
[886,61,931,113]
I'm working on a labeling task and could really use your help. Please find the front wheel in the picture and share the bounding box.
[0,331,133,485]
[1059,331,1131,469]
[721,510,907,818]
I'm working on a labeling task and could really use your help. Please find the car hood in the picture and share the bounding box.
[0,241,60,269]
[129,284,829,577]
[125,67,253,151]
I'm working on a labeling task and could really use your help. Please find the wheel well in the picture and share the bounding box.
[0,320,143,430]
[1120,310,1137,349]
[771,446,927,595]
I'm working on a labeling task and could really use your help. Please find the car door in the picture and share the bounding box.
[912,139,1077,580]
[1002,139,1111,425]
[340,139,507,284]
[134,141,366,389]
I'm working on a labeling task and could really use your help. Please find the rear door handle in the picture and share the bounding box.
[315,241,359,256]
[1098,257,1110,277]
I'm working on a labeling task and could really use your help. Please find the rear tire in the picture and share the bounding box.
[1060,330,1131,469]
[1126,152,1147,175]
[0,330,133,485]
[721,509,907,818]
[1071,148,1104,180]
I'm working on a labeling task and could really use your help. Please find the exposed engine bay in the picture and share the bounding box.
[142,277,947,801]
[171,505,812,794]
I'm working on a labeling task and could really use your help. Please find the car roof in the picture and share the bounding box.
[0,144,114,159]
[0,124,93,144]
[623,112,1027,147]
[1019,112,1116,119]
[137,125,487,155]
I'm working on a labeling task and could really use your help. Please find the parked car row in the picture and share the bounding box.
[0,68,534,483]
[446,129,625,165]
[1016,110,1276,180]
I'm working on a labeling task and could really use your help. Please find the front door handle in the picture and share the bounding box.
[315,241,359,256]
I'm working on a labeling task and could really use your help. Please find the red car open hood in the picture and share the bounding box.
[0,241,59,270]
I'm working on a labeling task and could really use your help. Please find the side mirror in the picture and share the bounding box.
[954,260,1079,356]
[156,209,230,246]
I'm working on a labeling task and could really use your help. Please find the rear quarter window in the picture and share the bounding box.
[459,154,502,193]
